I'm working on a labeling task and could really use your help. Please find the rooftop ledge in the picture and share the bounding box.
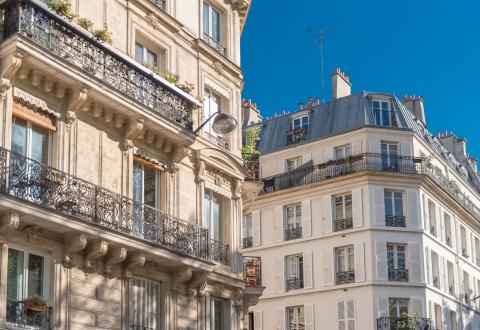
[1,0,201,129]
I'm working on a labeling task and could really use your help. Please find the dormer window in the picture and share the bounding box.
[373,100,397,127]
[292,115,309,130]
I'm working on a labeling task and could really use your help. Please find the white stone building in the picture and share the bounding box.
[242,69,480,330]
[0,0,263,329]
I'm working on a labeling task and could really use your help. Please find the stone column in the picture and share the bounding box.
[0,242,8,328]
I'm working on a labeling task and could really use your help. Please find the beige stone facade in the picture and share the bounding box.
[0,0,262,329]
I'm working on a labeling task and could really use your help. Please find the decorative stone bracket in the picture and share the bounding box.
[104,246,127,278]
[23,226,42,244]
[63,234,87,268]
[66,87,89,124]
[188,272,208,297]
[121,118,144,151]
[124,252,146,278]
[0,52,23,95]
[0,211,20,234]
[83,240,108,273]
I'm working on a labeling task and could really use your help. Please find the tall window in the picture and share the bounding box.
[337,300,355,330]
[450,310,457,330]
[460,226,468,257]
[133,160,157,208]
[335,145,351,160]
[463,271,470,303]
[292,116,309,130]
[334,194,352,231]
[287,306,305,330]
[284,204,302,240]
[373,100,397,127]
[387,244,407,281]
[475,238,480,266]
[428,201,436,236]
[444,213,452,247]
[431,251,440,289]
[204,189,222,241]
[242,213,253,248]
[388,298,409,317]
[384,191,404,227]
[381,142,398,169]
[203,2,221,43]
[336,246,355,284]
[12,117,49,163]
[285,254,304,290]
[211,298,227,330]
[135,42,158,68]
[203,88,221,137]
[447,261,454,295]
[286,157,302,172]
[130,278,161,329]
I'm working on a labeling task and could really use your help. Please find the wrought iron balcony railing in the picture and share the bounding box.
[202,33,227,56]
[242,237,253,248]
[6,300,52,330]
[334,218,353,231]
[0,147,210,260]
[336,271,355,284]
[286,278,304,291]
[148,0,167,11]
[377,317,431,330]
[388,269,409,282]
[284,227,302,240]
[242,153,260,179]
[210,239,229,265]
[1,0,194,129]
[385,215,406,227]
[286,127,308,145]
[242,256,262,287]
[204,131,229,150]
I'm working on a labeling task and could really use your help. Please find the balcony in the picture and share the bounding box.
[336,271,355,285]
[334,218,353,231]
[388,269,409,282]
[242,237,253,248]
[202,33,227,56]
[1,0,194,129]
[242,256,262,287]
[385,215,406,227]
[242,153,260,179]
[210,239,229,265]
[6,300,52,330]
[0,147,210,260]
[286,278,304,291]
[377,317,431,330]
[148,0,166,11]
[284,227,302,240]
[286,127,308,145]
[205,132,229,150]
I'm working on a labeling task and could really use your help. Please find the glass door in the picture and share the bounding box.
[132,160,158,239]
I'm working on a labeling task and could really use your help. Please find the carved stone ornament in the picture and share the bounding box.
[195,159,205,184]
[145,13,161,30]
[124,253,146,278]
[24,226,42,243]
[213,61,223,75]
[0,211,20,233]
[83,240,108,273]
[144,260,163,274]
[0,52,23,95]
[232,179,242,200]
[66,87,89,124]
[232,289,243,308]
[213,283,225,296]
[121,118,144,150]
[63,234,88,268]
[104,247,127,278]
[173,267,193,285]
[188,272,208,297]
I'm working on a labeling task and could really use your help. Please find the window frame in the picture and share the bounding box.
[133,160,160,209]
[286,157,302,172]
[242,213,253,242]
[203,87,223,137]
[211,297,228,330]
[284,204,302,230]
[129,277,163,330]
[388,297,409,318]
[204,188,224,242]
[291,115,309,130]
[333,193,352,221]
[203,1,222,43]
[286,305,305,330]
[373,99,397,127]
[336,246,354,273]
[334,144,352,160]
[12,116,52,165]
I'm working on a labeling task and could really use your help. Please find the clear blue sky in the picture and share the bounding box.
[241,0,480,157]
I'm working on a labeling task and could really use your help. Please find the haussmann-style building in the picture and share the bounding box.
[242,68,480,330]
[0,0,264,329]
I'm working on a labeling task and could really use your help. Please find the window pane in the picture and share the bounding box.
[337,249,346,272]
[146,49,158,67]
[203,3,210,35]
[213,299,223,330]
[135,42,144,63]
[7,249,24,301]
[211,9,220,42]
[347,247,354,270]
[384,192,393,216]
[394,194,403,216]
[12,117,28,157]
[143,166,156,208]
[27,254,44,298]
[335,197,343,220]
[133,161,143,203]
[345,195,352,219]
[31,124,49,163]
[211,193,221,240]
[382,102,389,111]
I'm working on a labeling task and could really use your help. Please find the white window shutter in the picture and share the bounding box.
[435,204,441,239]
[321,195,333,233]
[422,193,430,231]
[302,200,312,237]
[254,311,263,330]
[302,153,312,165]
[337,301,346,330]
[274,206,284,242]
[425,247,432,284]
[400,141,412,156]
[276,308,285,330]
[324,147,334,162]
[275,256,285,293]
[371,187,385,226]
[303,251,313,289]
[352,187,363,228]
[407,243,422,283]
[439,255,445,291]
[409,298,424,317]
[451,219,456,250]
[369,139,381,154]
[377,298,389,317]
[304,304,314,330]
[354,243,365,282]
[324,248,334,286]
[375,241,387,280]
[252,211,261,247]
[406,189,420,229]
[346,300,356,330]
[277,159,285,175]
[352,140,362,155]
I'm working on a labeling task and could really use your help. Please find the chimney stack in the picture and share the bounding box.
[331,68,351,100]
[241,99,262,128]
[402,95,426,124]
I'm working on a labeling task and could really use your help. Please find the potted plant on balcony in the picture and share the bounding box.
[94,23,113,44]
[163,72,180,84]
[47,1,74,19]
[176,81,195,94]
[78,17,94,32]
[23,295,48,312]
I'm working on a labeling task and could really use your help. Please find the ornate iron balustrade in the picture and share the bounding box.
[148,0,166,11]
[336,271,355,284]
[242,153,259,179]
[377,317,431,330]
[242,256,262,287]
[286,127,308,145]
[385,215,406,227]
[0,147,210,260]
[202,33,227,56]
[6,300,52,329]
[286,278,304,290]
[204,131,229,150]
[334,218,353,232]
[284,227,302,240]
[210,239,229,265]
[1,0,194,129]
[388,269,409,282]
[242,237,253,248]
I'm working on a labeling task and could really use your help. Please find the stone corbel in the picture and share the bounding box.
[194,158,205,184]
[83,240,108,273]
[124,253,146,278]
[63,234,88,268]
[171,144,189,163]
[232,179,243,200]
[232,289,243,308]
[104,246,127,278]
[120,118,144,150]
[0,52,23,95]
[188,272,208,297]
[173,267,192,286]
[168,162,180,174]
[0,211,20,234]
[23,226,42,244]
[66,87,89,124]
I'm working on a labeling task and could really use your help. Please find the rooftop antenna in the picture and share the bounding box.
[307,23,341,103]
